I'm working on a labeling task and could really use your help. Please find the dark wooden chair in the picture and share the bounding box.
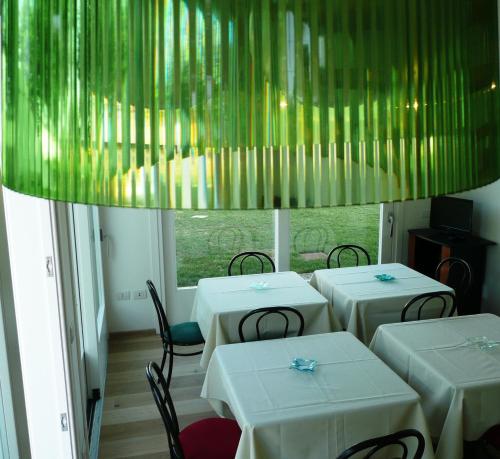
[435,257,472,314]
[327,244,371,269]
[401,291,457,322]
[227,251,275,276]
[238,306,305,342]
[146,362,241,459]
[146,280,204,385]
[337,429,426,459]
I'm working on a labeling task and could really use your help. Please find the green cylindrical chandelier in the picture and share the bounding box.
[2,0,499,209]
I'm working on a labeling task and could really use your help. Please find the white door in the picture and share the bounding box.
[3,189,78,459]
[70,204,108,399]
[379,203,396,263]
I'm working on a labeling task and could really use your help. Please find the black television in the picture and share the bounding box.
[430,196,473,234]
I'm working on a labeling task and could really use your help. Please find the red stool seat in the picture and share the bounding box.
[483,425,500,449]
[179,417,241,459]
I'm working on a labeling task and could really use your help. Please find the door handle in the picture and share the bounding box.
[387,214,394,238]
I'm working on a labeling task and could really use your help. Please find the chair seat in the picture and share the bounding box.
[179,417,241,459]
[167,321,204,346]
[483,425,500,449]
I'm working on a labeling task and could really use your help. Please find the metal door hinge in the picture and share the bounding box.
[46,256,55,277]
[60,413,69,432]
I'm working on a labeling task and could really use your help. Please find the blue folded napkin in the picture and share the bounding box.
[374,273,395,281]
[466,336,500,350]
[289,357,317,372]
[249,281,270,290]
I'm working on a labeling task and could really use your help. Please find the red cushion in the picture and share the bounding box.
[483,425,500,449]
[179,417,241,459]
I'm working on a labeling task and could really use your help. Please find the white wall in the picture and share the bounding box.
[455,180,500,314]
[100,207,159,332]
[454,0,500,314]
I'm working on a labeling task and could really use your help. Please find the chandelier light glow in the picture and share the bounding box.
[2,0,499,209]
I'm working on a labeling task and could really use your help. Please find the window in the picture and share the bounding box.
[289,206,380,274]
[174,205,380,287]
[175,210,274,287]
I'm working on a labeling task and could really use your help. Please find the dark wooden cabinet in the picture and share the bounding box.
[408,228,495,315]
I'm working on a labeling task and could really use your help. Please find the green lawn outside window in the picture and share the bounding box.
[175,206,380,287]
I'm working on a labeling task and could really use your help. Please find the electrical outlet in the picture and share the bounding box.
[133,289,148,300]
[116,291,130,301]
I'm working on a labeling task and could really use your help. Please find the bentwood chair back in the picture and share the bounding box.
[146,280,175,387]
[146,362,183,458]
[401,291,457,322]
[147,280,169,341]
[434,257,472,313]
[337,429,426,459]
[238,306,305,342]
[227,251,275,276]
[327,244,371,269]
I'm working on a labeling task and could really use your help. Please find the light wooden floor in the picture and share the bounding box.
[98,331,214,458]
[98,331,500,459]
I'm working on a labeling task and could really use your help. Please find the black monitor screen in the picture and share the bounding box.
[430,197,473,233]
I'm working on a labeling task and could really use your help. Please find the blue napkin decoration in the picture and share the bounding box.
[249,281,270,290]
[466,336,500,350]
[374,274,395,281]
[289,358,317,372]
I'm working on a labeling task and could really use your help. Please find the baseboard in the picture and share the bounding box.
[109,329,156,340]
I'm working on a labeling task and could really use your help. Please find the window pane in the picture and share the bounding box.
[175,210,274,287]
[290,206,380,275]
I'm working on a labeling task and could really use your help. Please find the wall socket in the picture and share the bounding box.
[116,291,130,301]
[133,289,148,300]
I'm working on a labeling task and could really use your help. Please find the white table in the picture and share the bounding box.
[310,263,454,344]
[201,332,434,459]
[370,314,500,459]
[192,271,335,369]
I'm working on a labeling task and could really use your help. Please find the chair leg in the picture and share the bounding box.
[166,346,174,389]
[159,350,167,375]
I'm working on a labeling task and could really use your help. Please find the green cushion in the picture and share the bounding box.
[168,322,204,346]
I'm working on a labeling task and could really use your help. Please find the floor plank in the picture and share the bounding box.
[99,332,214,458]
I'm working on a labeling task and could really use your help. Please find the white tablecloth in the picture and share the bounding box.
[310,263,454,344]
[201,332,434,459]
[370,314,500,459]
[192,271,335,369]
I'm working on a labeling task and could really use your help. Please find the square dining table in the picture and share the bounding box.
[191,271,336,369]
[201,332,434,459]
[310,263,454,344]
[370,314,500,459]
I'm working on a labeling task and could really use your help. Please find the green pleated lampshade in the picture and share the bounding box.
[2,0,499,209]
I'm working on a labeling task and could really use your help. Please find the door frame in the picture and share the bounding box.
[70,204,108,397]
[379,203,396,263]
[3,189,75,458]
[53,202,90,458]
[0,187,30,459]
